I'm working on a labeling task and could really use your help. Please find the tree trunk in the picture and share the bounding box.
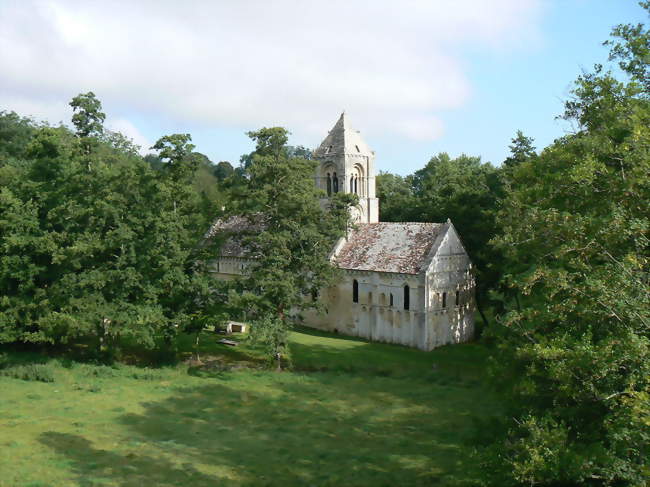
[275,351,282,372]
[476,296,489,328]
[194,332,201,362]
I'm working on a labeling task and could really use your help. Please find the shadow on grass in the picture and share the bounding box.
[113,377,485,486]
[38,432,230,487]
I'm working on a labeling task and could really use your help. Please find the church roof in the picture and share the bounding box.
[313,112,374,158]
[335,222,446,274]
[206,215,264,258]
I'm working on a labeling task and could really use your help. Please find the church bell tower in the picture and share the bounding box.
[313,112,379,223]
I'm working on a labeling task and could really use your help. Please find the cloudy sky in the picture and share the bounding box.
[0,0,646,174]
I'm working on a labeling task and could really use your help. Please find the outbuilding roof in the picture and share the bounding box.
[335,222,446,274]
[206,215,265,258]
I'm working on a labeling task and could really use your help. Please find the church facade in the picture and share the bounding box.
[211,113,475,351]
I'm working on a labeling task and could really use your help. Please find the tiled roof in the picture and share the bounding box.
[206,215,265,258]
[335,222,446,274]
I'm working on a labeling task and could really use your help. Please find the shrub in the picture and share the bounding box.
[0,363,55,383]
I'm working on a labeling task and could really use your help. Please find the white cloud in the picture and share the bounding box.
[0,0,542,144]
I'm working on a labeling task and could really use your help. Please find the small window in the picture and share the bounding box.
[390,293,394,307]
[333,173,338,193]
[353,176,358,194]
[350,176,354,193]
[442,292,447,308]
[455,290,460,306]
[355,145,360,152]
[326,173,332,196]
[352,279,359,303]
[404,285,410,310]
[368,291,372,305]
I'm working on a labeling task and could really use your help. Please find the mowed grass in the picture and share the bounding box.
[0,328,499,486]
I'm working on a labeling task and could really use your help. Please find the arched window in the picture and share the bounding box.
[390,293,394,307]
[352,279,359,303]
[354,175,358,194]
[404,285,410,310]
[350,176,354,193]
[326,173,332,196]
[333,173,338,193]
[442,292,447,308]
[455,290,460,306]
[368,292,372,305]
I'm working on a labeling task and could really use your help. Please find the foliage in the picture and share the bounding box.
[223,127,353,368]
[484,9,650,485]
[213,160,234,180]
[0,362,55,382]
[0,111,37,161]
[376,171,415,222]
[0,94,217,356]
[502,130,536,169]
[69,92,105,138]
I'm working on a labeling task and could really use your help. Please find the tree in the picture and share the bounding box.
[225,127,353,369]
[69,91,106,158]
[0,95,216,359]
[0,111,37,161]
[70,92,105,138]
[483,8,650,484]
[376,171,415,222]
[213,161,234,181]
[502,130,536,169]
[150,134,196,182]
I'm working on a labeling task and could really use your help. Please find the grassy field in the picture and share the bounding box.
[0,328,499,486]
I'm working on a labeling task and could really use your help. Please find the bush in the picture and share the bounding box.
[0,363,55,383]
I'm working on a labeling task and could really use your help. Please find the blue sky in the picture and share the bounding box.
[0,1,646,175]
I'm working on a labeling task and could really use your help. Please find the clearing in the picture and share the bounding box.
[0,328,498,486]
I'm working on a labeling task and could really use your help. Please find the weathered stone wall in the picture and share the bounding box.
[209,257,252,281]
[424,226,475,349]
[303,270,429,349]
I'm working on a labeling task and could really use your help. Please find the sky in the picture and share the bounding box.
[0,0,646,175]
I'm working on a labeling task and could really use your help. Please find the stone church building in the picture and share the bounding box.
[211,113,475,351]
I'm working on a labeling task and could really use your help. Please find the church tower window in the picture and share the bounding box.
[354,175,358,194]
[390,293,394,307]
[404,285,410,310]
[352,279,359,303]
[350,175,354,193]
[455,290,460,306]
[333,173,338,193]
[442,292,447,308]
[326,173,332,196]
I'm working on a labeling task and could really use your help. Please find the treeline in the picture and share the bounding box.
[377,10,649,486]
[0,99,348,367]
[0,94,231,358]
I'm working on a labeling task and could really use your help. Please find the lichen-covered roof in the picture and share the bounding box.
[335,222,446,274]
[206,215,265,258]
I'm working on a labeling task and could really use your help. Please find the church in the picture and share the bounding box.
[211,113,475,351]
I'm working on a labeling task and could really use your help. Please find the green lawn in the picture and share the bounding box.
[0,329,498,486]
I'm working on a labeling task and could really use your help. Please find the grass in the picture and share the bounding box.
[0,329,499,486]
